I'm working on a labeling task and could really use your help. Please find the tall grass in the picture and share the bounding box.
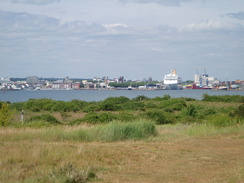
[91,120,157,142]
[68,120,157,142]
[1,120,157,143]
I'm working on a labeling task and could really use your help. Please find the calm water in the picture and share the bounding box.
[0,89,244,103]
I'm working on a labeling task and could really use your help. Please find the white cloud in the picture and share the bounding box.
[180,20,242,32]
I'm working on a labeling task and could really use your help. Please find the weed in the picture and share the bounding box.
[48,163,96,183]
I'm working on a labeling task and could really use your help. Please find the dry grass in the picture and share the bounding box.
[0,124,244,183]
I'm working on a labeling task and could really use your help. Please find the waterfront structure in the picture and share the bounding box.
[194,72,219,88]
[163,69,182,90]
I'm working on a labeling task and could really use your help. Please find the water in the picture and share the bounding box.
[0,89,244,103]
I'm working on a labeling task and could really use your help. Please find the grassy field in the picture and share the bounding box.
[1,95,243,182]
[1,123,243,183]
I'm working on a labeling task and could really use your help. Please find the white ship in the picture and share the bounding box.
[163,69,182,90]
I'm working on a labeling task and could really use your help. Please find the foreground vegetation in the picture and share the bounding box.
[0,94,243,182]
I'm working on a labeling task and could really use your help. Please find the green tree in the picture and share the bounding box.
[0,103,13,126]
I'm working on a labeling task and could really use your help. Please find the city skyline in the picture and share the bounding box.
[0,0,244,81]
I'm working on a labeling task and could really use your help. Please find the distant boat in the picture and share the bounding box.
[163,69,182,90]
[128,86,132,90]
[192,84,212,90]
[218,86,228,90]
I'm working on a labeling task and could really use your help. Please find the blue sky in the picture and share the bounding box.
[0,0,244,81]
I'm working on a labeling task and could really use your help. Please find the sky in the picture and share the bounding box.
[0,0,244,81]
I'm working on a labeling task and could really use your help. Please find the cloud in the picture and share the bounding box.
[180,20,242,32]
[11,0,60,5]
[119,0,191,6]
[0,10,59,32]
[227,11,244,20]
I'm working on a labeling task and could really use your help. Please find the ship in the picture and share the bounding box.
[192,84,212,90]
[163,69,182,90]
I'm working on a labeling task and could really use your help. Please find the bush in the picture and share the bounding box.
[71,112,137,125]
[152,95,171,101]
[202,94,244,103]
[180,97,196,101]
[116,112,137,122]
[183,104,197,117]
[0,103,13,126]
[80,112,117,124]
[27,114,60,124]
[120,101,145,111]
[159,98,187,111]
[230,104,244,119]
[144,109,174,124]
[208,113,240,127]
[70,100,87,109]
[24,98,56,112]
[103,96,130,104]
[100,96,130,111]
[83,102,101,112]
[145,102,158,109]
[162,94,171,100]
[10,102,25,111]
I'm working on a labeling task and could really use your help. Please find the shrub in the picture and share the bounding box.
[116,112,137,122]
[51,101,68,112]
[10,102,25,111]
[83,102,101,112]
[120,101,145,111]
[100,96,130,111]
[100,102,121,111]
[202,94,244,103]
[180,97,196,101]
[208,113,240,127]
[162,94,171,100]
[184,104,197,117]
[144,109,174,124]
[230,104,244,119]
[27,114,60,124]
[24,98,56,112]
[159,98,187,111]
[71,112,137,125]
[80,112,117,124]
[103,96,130,104]
[0,103,13,126]
[145,102,158,109]
[152,95,171,101]
[70,100,87,109]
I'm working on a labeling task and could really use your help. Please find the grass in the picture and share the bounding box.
[1,97,244,182]
[1,122,244,182]
[0,120,157,143]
